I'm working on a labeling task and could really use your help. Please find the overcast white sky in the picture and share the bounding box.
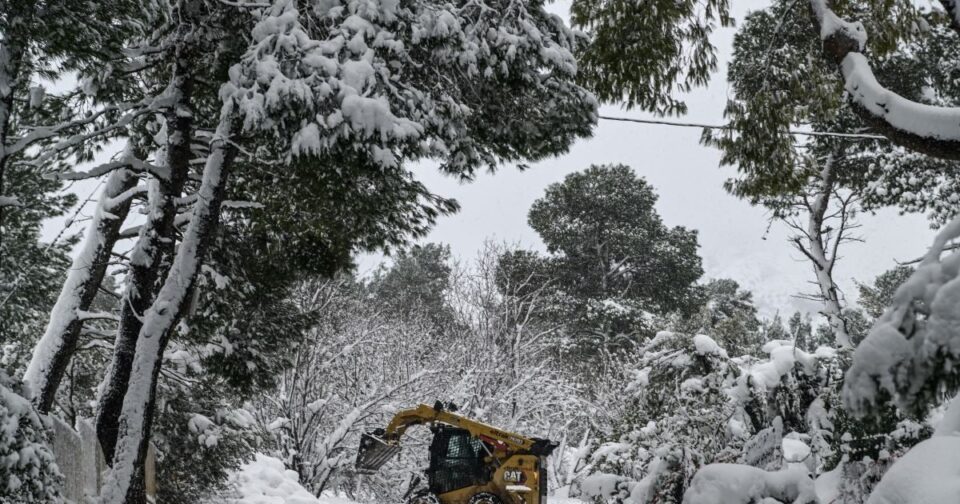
[45,0,939,320]
[359,0,938,318]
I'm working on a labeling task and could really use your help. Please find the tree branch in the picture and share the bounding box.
[810,0,960,159]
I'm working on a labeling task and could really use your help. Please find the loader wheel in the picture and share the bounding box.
[468,492,502,504]
[407,492,440,504]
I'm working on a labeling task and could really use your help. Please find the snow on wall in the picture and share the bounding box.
[50,417,83,502]
[49,417,108,503]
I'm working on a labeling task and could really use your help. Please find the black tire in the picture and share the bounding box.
[468,492,503,504]
[407,492,441,504]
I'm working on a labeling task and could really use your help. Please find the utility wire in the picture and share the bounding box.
[598,115,889,141]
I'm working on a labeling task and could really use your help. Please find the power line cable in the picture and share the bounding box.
[598,115,888,141]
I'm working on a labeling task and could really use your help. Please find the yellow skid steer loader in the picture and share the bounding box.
[355,402,558,504]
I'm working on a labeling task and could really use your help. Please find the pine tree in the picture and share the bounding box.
[521,164,704,354]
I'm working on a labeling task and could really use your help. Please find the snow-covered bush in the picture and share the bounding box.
[576,325,929,504]
[153,383,260,504]
[0,371,62,502]
[579,332,740,504]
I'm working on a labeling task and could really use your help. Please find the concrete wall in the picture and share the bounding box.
[50,417,155,503]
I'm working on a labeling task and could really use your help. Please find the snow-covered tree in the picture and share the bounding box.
[509,164,704,359]
[793,0,960,438]
[856,265,914,319]
[368,243,456,331]
[255,277,441,497]
[5,0,598,500]
[0,0,137,384]
[579,332,740,504]
[671,279,763,356]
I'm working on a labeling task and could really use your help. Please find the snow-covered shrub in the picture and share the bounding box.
[579,332,740,504]
[153,385,259,504]
[0,371,62,502]
[549,430,597,497]
[578,326,927,504]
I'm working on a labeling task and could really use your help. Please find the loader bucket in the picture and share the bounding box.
[356,432,401,474]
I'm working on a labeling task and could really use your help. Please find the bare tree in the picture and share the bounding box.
[782,154,862,348]
[256,278,440,497]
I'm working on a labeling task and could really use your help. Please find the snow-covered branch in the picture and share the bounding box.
[48,156,168,182]
[810,0,960,159]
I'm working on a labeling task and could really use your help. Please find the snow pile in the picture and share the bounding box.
[781,436,811,463]
[226,454,587,504]
[864,437,960,504]
[683,463,816,504]
[862,395,960,504]
[227,454,325,504]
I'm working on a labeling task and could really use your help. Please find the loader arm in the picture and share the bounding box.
[383,404,535,452]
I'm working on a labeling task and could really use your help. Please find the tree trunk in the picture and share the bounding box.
[24,164,137,411]
[802,156,851,348]
[98,115,237,504]
[96,71,195,464]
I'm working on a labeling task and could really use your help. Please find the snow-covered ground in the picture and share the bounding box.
[225,454,586,504]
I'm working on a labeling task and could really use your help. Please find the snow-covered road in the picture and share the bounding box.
[226,454,586,504]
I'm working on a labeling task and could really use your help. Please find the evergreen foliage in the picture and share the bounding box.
[570,0,732,115]
[514,164,704,353]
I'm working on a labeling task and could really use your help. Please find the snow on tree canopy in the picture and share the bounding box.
[224,0,596,176]
[843,213,960,417]
[692,334,728,358]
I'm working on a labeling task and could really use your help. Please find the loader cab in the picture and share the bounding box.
[427,426,491,495]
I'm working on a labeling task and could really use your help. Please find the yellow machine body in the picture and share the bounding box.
[355,404,557,504]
